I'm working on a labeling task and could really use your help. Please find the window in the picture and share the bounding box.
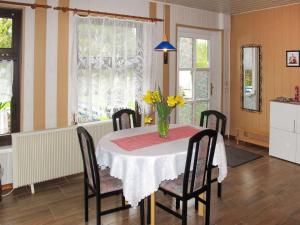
[0,8,21,146]
[73,17,153,123]
[177,36,210,125]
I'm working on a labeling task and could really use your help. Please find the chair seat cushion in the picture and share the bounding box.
[160,174,185,196]
[99,167,111,177]
[160,172,204,197]
[99,168,123,194]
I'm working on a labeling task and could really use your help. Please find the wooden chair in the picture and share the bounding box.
[112,109,138,131]
[200,110,226,198]
[157,129,218,225]
[200,110,226,137]
[77,126,145,225]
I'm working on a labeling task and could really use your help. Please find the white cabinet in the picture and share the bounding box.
[270,102,296,132]
[269,101,300,164]
[269,128,296,162]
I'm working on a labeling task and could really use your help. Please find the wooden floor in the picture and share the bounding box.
[1,140,300,225]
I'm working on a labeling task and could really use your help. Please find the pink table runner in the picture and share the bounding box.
[111,126,200,151]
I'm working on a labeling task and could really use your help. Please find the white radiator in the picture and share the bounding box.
[12,121,113,189]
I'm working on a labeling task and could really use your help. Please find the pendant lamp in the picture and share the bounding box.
[154,5,176,64]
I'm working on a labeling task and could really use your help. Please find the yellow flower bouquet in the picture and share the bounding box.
[143,87,185,138]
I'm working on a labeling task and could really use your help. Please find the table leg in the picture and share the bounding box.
[150,193,156,225]
[198,193,205,216]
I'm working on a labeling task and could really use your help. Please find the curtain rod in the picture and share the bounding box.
[0,0,51,9]
[53,6,163,22]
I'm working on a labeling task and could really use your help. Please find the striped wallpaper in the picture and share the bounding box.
[22,0,70,131]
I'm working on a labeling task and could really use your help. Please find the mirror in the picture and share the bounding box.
[241,45,262,112]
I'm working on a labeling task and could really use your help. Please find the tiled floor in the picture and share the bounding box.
[1,140,300,225]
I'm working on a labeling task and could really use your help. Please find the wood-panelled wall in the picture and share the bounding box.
[163,4,170,97]
[33,0,47,130]
[56,0,69,128]
[230,4,300,136]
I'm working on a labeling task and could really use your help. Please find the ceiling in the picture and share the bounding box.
[154,0,300,14]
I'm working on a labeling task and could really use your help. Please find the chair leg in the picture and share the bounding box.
[205,187,211,225]
[96,194,101,225]
[217,182,222,198]
[139,199,145,225]
[147,197,151,225]
[182,200,187,225]
[84,182,89,222]
[122,194,126,207]
[194,197,198,211]
[176,198,180,210]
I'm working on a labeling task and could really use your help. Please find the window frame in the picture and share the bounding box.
[0,8,22,146]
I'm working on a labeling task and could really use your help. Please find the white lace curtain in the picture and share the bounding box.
[0,60,13,103]
[0,60,13,134]
[70,16,155,123]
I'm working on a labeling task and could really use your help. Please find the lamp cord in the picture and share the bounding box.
[163,0,166,40]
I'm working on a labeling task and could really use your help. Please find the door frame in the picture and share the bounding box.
[175,24,224,123]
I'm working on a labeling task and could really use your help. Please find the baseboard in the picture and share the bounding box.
[228,134,269,150]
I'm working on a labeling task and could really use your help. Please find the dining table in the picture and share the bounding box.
[96,124,227,225]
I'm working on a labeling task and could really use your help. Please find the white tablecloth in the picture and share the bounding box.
[96,124,227,207]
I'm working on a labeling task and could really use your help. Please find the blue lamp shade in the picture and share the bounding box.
[154,38,176,64]
[154,41,176,51]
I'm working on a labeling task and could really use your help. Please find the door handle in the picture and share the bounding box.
[210,83,214,96]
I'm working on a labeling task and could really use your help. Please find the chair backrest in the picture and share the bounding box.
[77,126,100,193]
[200,110,227,137]
[112,109,137,131]
[182,129,218,196]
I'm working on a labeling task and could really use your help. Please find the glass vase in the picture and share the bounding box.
[157,116,169,138]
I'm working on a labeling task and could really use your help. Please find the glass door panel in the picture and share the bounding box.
[194,101,208,125]
[177,35,210,125]
[195,70,209,100]
[178,70,193,100]
[177,103,193,124]
[196,39,209,68]
[179,37,193,69]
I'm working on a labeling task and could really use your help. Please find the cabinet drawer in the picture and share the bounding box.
[270,102,296,132]
[269,128,296,163]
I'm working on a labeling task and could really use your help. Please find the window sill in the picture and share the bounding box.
[77,119,112,127]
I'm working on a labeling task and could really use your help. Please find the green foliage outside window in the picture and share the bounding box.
[196,40,209,68]
[0,18,13,48]
[0,101,10,111]
[244,69,253,86]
